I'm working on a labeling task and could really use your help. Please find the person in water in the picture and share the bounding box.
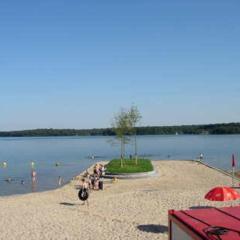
[58,176,63,186]
[31,169,37,182]
[31,161,35,169]
[2,162,7,168]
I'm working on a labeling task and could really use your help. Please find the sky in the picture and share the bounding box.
[0,0,240,130]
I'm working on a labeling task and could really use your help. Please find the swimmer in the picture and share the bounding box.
[31,161,35,169]
[5,177,12,183]
[31,170,37,183]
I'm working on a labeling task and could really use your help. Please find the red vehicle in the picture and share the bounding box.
[168,206,240,239]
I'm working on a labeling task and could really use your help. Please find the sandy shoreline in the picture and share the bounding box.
[0,160,238,240]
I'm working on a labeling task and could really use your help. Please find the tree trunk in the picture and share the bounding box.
[120,138,123,167]
[134,132,138,165]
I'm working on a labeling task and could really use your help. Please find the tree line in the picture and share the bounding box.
[0,122,240,137]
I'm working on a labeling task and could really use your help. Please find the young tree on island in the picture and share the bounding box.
[128,105,142,165]
[112,109,131,167]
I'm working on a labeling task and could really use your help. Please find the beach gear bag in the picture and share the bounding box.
[78,188,89,201]
[99,180,103,190]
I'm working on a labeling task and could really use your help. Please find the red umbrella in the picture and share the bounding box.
[205,186,240,201]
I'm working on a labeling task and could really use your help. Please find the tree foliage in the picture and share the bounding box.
[0,123,240,137]
[128,106,142,164]
[111,109,132,167]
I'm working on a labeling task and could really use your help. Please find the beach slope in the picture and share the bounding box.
[0,160,236,240]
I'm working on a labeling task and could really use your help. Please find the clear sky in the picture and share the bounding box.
[0,0,239,130]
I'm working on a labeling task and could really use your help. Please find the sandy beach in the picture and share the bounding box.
[0,160,238,240]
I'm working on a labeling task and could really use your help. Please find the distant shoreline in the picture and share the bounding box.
[0,122,240,137]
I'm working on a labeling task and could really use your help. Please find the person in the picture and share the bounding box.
[78,178,90,206]
[93,175,99,190]
[5,177,12,183]
[55,162,60,167]
[58,176,63,186]
[31,169,37,183]
[199,153,204,161]
[83,170,89,177]
[31,161,35,169]
[100,164,105,176]
[94,164,100,176]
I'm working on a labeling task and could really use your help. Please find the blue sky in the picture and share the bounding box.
[0,0,240,130]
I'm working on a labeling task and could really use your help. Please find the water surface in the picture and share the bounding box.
[0,135,239,196]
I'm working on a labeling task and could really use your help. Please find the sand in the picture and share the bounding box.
[0,160,238,240]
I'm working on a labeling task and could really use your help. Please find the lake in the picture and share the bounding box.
[0,135,239,196]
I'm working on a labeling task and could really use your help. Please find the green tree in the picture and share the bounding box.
[112,109,132,167]
[128,106,142,165]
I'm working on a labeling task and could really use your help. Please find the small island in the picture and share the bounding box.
[106,158,154,174]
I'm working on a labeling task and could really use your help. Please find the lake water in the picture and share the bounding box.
[0,135,239,196]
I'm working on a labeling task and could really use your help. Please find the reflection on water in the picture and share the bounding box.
[31,179,36,192]
[0,135,239,196]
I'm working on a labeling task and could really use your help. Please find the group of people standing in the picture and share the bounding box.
[85,163,105,190]
[78,164,106,205]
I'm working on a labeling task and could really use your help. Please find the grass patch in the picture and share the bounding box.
[106,158,153,174]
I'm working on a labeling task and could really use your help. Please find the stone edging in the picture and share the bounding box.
[194,160,240,182]
[103,169,157,179]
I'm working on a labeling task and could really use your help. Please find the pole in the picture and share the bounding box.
[232,154,235,187]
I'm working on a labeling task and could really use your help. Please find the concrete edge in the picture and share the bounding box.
[103,169,157,179]
[194,160,240,182]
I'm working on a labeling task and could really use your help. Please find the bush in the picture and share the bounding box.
[106,158,153,174]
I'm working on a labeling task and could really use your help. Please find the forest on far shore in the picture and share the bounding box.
[0,123,240,137]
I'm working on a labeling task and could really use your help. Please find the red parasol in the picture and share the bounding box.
[205,186,240,201]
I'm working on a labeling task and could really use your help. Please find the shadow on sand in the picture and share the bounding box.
[60,202,76,206]
[137,224,168,234]
[189,206,213,210]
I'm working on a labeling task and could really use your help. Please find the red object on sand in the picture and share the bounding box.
[205,186,240,201]
[169,206,240,240]
[232,154,236,168]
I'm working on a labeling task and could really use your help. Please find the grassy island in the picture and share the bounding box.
[106,158,153,174]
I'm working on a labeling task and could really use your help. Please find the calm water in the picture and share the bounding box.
[0,135,239,196]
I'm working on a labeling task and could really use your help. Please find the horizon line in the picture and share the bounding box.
[1,121,239,132]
